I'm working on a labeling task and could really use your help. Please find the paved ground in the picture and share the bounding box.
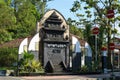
[21,72,120,80]
[0,72,120,80]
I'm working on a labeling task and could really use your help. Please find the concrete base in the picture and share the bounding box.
[0,70,14,76]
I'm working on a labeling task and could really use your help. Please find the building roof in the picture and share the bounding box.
[0,37,32,48]
[70,34,86,47]
[1,34,120,50]
[114,37,120,49]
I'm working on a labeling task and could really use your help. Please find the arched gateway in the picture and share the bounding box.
[18,9,92,73]
[38,9,70,73]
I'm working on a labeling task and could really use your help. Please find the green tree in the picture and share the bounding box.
[0,47,18,67]
[13,0,38,38]
[12,0,53,38]
[0,0,16,43]
[0,0,53,43]
[31,0,54,19]
[0,29,12,44]
[67,18,84,39]
[70,0,120,69]
[0,0,16,28]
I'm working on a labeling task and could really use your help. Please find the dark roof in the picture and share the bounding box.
[1,34,119,50]
[70,34,120,49]
[0,37,32,48]
[114,37,120,49]
[0,34,85,48]
[70,34,86,47]
[115,37,120,41]
[115,44,120,49]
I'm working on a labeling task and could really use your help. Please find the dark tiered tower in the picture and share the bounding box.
[39,11,69,73]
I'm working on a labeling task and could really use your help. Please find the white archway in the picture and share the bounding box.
[18,38,28,54]
[28,33,40,51]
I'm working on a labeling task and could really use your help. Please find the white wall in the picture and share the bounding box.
[85,42,92,57]
[72,36,81,53]
[28,33,40,51]
[18,38,28,54]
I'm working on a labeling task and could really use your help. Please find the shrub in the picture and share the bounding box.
[0,47,18,67]
[80,65,89,73]
[92,61,101,72]
[19,51,43,73]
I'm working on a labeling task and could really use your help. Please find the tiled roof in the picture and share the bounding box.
[0,34,85,48]
[0,37,32,48]
[115,44,120,49]
[70,34,86,47]
[114,37,120,49]
[1,34,119,50]
[70,34,120,49]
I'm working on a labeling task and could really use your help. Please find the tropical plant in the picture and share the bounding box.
[19,51,43,73]
[30,59,43,72]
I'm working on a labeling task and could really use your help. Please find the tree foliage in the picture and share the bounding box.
[0,47,18,67]
[67,18,84,39]
[0,0,16,43]
[13,0,38,38]
[0,0,52,44]
[70,0,120,68]
[71,0,120,42]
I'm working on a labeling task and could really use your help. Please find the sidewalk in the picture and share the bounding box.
[0,72,120,80]
[21,72,120,80]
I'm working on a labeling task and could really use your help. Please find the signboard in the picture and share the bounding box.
[109,43,115,50]
[101,47,107,51]
[92,27,99,35]
[106,10,114,18]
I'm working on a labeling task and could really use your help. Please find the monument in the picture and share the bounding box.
[38,9,70,73]
[18,9,92,74]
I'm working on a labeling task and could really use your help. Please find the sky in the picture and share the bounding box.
[47,0,76,20]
